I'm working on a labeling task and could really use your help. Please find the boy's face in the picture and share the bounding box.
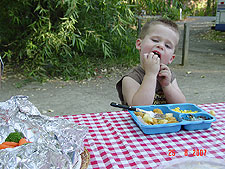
[136,24,179,65]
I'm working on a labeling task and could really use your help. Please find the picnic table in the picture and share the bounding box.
[58,102,225,169]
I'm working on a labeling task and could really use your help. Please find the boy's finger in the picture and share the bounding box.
[144,53,149,58]
[149,53,154,59]
[160,65,170,71]
[159,71,167,76]
[152,54,159,60]
[159,70,171,76]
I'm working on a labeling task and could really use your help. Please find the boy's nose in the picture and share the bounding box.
[156,44,164,51]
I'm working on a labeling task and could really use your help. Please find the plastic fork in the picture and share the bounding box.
[110,102,165,119]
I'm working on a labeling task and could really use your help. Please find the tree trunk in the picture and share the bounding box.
[205,0,211,16]
[212,0,216,15]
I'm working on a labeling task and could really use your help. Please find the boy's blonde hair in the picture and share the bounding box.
[139,18,179,39]
[139,18,180,52]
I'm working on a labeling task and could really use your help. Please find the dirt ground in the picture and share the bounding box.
[1,16,225,117]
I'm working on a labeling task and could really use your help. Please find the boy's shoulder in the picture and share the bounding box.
[119,65,145,85]
[116,65,144,103]
[127,65,145,84]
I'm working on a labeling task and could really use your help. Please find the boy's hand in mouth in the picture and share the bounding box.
[152,51,161,59]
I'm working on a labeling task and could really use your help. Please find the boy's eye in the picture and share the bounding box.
[165,44,171,49]
[152,39,159,42]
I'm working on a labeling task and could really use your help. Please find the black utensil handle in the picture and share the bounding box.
[110,102,136,111]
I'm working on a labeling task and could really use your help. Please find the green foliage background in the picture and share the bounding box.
[1,0,138,80]
[0,0,217,81]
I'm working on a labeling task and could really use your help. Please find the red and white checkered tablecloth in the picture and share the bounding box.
[58,102,225,169]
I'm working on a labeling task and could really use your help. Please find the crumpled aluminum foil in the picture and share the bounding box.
[0,95,88,169]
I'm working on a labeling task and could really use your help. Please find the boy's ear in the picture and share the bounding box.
[168,54,175,64]
[136,39,142,50]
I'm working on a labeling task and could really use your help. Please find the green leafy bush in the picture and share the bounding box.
[138,0,184,20]
[0,0,137,81]
[1,0,216,81]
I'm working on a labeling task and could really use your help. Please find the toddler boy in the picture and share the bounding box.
[116,18,186,106]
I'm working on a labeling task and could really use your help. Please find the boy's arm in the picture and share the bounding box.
[162,78,186,103]
[122,52,160,106]
[157,63,186,103]
[122,74,157,106]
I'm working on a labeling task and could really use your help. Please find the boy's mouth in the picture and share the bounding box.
[152,51,161,58]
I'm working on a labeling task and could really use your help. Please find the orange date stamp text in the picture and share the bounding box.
[168,149,207,157]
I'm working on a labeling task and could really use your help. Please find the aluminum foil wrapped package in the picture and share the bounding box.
[0,95,88,169]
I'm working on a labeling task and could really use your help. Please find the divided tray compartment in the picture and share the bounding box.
[180,112,215,131]
[168,103,203,113]
[129,105,183,135]
[128,103,216,135]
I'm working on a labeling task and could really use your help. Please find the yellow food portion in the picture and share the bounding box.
[209,110,216,116]
[134,108,178,125]
[172,107,198,114]
[153,108,163,114]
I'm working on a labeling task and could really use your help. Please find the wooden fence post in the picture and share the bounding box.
[137,16,142,37]
[0,60,1,89]
[181,23,190,66]
[0,57,3,89]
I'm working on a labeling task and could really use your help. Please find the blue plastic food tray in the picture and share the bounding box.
[128,103,216,135]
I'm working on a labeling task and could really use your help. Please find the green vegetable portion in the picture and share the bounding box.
[5,131,24,143]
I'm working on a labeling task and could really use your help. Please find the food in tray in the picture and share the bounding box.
[131,103,216,134]
[0,131,32,150]
[153,108,163,114]
[209,110,216,116]
[134,109,178,125]
[172,107,198,113]
[183,114,213,121]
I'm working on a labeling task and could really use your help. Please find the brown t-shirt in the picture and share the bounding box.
[116,65,175,105]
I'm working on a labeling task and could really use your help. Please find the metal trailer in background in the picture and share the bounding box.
[215,0,225,31]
